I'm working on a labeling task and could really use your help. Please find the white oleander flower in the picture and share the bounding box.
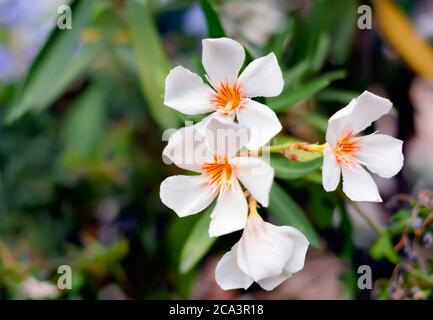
[164,37,283,150]
[322,91,404,202]
[160,117,274,237]
[18,276,60,300]
[220,0,288,46]
[215,213,309,291]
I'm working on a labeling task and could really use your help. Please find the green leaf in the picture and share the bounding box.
[268,19,295,59]
[268,70,346,112]
[179,208,216,273]
[200,0,225,37]
[61,86,105,163]
[308,185,337,229]
[311,31,330,72]
[317,89,360,103]
[127,0,179,129]
[271,154,322,179]
[370,231,400,264]
[6,0,96,122]
[302,113,329,133]
[327,0,357,64]
[268,183,321,248]
[283,59,310,88]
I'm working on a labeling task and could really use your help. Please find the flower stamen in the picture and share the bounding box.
[202,156,235,191]
[211,82,243,115]
[334,132,360,168]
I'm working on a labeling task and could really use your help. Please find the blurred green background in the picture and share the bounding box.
[1,0,433,300]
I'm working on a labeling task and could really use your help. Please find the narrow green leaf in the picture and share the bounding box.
[268,70,346,112]
[6,0,95,122]
[328,0,357,64]
[283,59,309,88]
[271,154,322,179]
[317,89,360,103]
[268,183,321,248]
[200,0,226,38]
[302,113,329,133]
[179,208,216,273]
[311,31,330,72]
[127,0,179,129]
[38,43,103,113]
[268,19,295,59]
[61,86,105,163]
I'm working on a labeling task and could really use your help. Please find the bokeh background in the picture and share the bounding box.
[0,0,433,300]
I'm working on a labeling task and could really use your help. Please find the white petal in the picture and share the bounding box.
[237,215,294,282]
[160,175,217,217]
[209,179,248,237]
[279,226,309,273]
[341,165,382,202]
[322,149,341,192]
[202,115,250,157]
[257,270,292,291]
[215,245,254,290]
[164,66,215,115]
[237,100,282,150]
[202,38,245,87]
[238,53,284,97]
[326,91,392,147]
[231,156,274,207]
[356,133,404,178]
[162,125,213,172]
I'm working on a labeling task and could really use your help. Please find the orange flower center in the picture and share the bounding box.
[210,82,243,115]
[202,156,235,191]
[334,132,360,168]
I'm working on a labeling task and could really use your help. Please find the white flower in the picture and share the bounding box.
[215,213,309,291]
[160,117,274,237]
[322,91,404,202]
[164,37,283,150]
[220,0,288,46]
[19,276,60,300]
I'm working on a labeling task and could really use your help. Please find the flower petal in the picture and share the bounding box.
[160,175,217,217]
[237,215,294,282]
[202,116,250,157]
[202,38,245,88]
[231,156,274,207]
[356,133,404,178]
[342,165,382,202]
[162,125,213,172]
[237,100,282,150]
[257,270,292,291]
[209,179,248,237]
[238,53,284,97]
[326,91,393,147]
[280,226,309,273]
[215,245,254,290]
[164,66,215,115]
[322,149,341,192]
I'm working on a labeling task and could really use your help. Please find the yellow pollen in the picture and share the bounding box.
[211,82,243,115]
[202,156,235,191]
[334,132,360,168]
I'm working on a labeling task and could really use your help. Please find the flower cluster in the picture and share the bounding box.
[160,38,404,291]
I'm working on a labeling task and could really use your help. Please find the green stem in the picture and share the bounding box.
[263,142,296,154]
[350,200,383,236]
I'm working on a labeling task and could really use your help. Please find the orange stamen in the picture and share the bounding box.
[334,132,360,168]
[202,156,235,191]
[210,82,243,115]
